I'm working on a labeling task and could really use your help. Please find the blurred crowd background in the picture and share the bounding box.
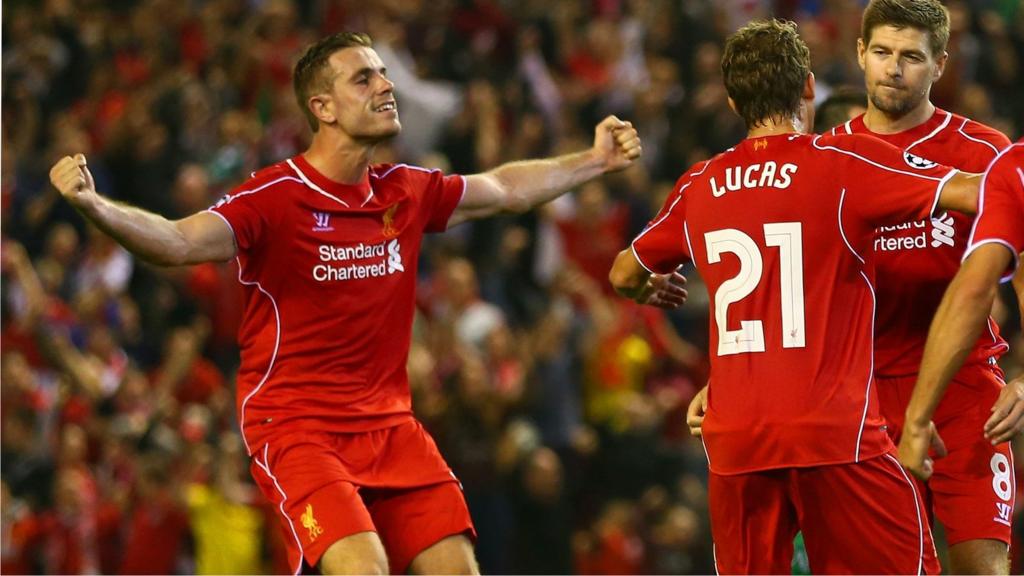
[2,0,1023,573]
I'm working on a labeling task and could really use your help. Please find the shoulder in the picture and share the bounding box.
[228,162,302,197]
[810,132,893,158]
[369,163,448,183]
[987,142,1024,183]
[945,111,1011,158]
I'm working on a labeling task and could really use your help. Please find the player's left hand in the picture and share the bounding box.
[984,375,1024,444]
[593,115,641,172]
[634,270,688,309]
[897,420,947,481]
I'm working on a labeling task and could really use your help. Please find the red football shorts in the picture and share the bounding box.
[249,419,476,574]
[708,451,939,574]
[877,364,1015,546]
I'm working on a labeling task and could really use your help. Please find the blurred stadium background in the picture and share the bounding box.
[2,0,1022,573]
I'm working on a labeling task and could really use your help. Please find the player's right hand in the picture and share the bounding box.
[686,384,708,437]
[897,420,947,481]
[49,154,97,207]
[635,270,689,309]
[984,375,1024,444]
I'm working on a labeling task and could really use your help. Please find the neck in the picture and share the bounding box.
[302,131,376,184]
[747,116,802,139]
[862,100,935,135]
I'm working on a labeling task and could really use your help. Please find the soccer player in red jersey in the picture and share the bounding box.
[610,19,981,574]
[49,32,643,575]
[825,1,1017,571]
[900,140,1023,524]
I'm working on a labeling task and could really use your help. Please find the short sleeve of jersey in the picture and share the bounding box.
[818,133,957,228]
[630,171,697,274]
[207,178,278,251]
[405,168,465,233]
[965,144,1024,277]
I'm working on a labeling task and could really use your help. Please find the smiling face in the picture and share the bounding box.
[858,24,946,118]
[315,47,400,142]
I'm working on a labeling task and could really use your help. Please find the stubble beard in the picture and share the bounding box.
[869,84,926,119]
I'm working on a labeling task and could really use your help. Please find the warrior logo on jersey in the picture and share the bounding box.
[904,151,938,170]
[312,212,334,232]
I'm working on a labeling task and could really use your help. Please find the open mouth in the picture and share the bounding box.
[374,101,397,113]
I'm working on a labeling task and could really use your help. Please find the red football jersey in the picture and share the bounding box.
[209,155,465,454]
[631,132,956,474]
[835,109,1010,375]
[966,141,1024,279]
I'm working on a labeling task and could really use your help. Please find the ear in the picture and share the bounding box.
[800,72,816,133]
[727,96,737,115]
[933,50,948,82]
[856,37,867,71]
[803,71,816,101]
[309,95,336,126]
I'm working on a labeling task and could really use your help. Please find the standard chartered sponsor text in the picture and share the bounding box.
[314,239,404,281]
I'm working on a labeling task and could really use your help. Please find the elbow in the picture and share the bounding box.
[609,252,645,296]
[502,190,532,215]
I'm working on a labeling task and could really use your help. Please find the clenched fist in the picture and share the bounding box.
[49,154,97,208]
[593,115,642,173]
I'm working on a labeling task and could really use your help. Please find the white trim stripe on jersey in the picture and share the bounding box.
[254,444,305,576]
[843,120,852,134]
[837,185,878,458]
[457,174,468,207]
[235,257,282,455]
[986,315,1011,354]
[904,109,952,154]
[810,135,952,182]
[876,453,933,573]
[683,220,695,263]
[957,117,1001,155]
[931,170,957,217]
[286,158,353,207]
[853,269,877,462]
[218,176,304,205]
[371,163,441,180]
[837,189,865,264]
[205,209,237,242]
[631,244,656,275]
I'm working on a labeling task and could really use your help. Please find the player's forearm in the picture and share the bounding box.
[906,274,996,426]
[936,172,981,216]
[488,148,606,213]
[74,194,194,266]
[609,249,650,300]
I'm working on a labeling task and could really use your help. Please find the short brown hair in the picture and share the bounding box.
[721,19,811,129]
[861,0,950,58]
[293,32,373,132]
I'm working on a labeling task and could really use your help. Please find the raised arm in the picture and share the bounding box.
[935,171,981,216]
[898,243,1010,479]
[447,116,641,227]
[49,154,235,266]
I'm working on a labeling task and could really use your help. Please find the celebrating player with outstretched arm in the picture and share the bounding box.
[50,31,641,576]
[610,19,980,574]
